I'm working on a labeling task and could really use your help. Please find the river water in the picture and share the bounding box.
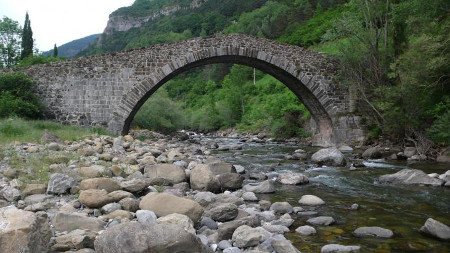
[201,136,450,253]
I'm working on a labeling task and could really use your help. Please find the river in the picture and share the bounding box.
[198,136,450,252]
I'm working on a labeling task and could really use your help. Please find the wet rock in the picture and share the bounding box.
[262,223,289,234]
[249,172,268,180]
[0,206,51,253]
[139,192,204,224]
[376,169,443,186]
[353,226,393,238]
[190,164,220,192]
[362,146,383,159]
[157,213,196,234]
[307,216,335,226]
[420,218,450,240]
[51,229,96,251]
[271,236,300,253]
[94,222,212,253]
[207,203,239,222]
[144,164,187,184]
[277,172,309,185]
[271,214,294,227]
[47,173,76,194]
[321,244,360,253]
[298,195,325,206]
[311,147,346,166]
[295,225,316,235]
[232,225,271,248]
[243,180,275,193]
[79,189,114,208]
[270,202,293,215]
[217,173,244,190]
[79,178,121,193]
[51,212,106,232]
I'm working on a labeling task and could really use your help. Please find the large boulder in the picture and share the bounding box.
[311,148,346,166]
[51,212,106,232]
[321,244,360,253]
[79,189,114,208]
[420,218,450,240]
[277,172,309,185]
[298,195,325,206]
[362,147,382,159]
[139,193,204,224]
[376,169,444,186]
[242,180,275,193]
[51,229,96,252]
[47,173,76,194]
[0,206,51,253]
[217,173,244,190]
[94,222,212,253]
[207,162,236,175]
[206,203,239,222]
[190,164,220,192]
[157,213,195,234]
[144,164,186,184]
[79,178,121,192]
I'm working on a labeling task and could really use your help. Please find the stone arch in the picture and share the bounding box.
[110,47,337,146]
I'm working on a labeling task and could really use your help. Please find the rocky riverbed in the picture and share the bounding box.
[0,130,449,253]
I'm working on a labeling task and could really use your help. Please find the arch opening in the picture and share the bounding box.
[117,55,335,146]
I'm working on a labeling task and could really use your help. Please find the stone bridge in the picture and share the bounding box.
[22,34,364,146]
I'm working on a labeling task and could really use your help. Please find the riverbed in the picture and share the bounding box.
[202,136,450,252]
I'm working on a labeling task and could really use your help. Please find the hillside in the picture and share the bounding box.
[43,34,100,58]
[80,0,449,145]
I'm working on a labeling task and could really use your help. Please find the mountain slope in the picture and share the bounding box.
[44,34,100,58]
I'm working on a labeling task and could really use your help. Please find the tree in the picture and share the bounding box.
[21,12,33,59]
[53,44,58,57]
[0,17,22,68]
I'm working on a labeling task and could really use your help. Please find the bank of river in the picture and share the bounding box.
[204,136,450,252]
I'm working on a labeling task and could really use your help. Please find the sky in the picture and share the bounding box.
[0,0,134,51]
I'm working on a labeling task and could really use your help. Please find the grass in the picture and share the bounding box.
[0,117,111,144]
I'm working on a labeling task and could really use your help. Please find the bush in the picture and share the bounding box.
[0,72,43,119]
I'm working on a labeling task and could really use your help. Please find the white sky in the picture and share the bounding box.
[0,0,134,51]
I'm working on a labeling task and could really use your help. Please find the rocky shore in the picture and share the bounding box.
[0,130,449,253]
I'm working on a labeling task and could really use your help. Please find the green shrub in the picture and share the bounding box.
[0,72,43,119]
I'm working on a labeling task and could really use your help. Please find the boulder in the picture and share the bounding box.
[139,193,204,224]
[277,172,309,185]
[120,179,148,192]
[79,189,114,208]
[362,147,382,159]
[119,197,140,212]
[51,212,106,232]
[77,165,107,178]
[298,195,325,206]
[321,244,360,253]
[79,178,121,193]
[22,184,47,196]
[311,148,346,166]
[206,203,239,222]
[271,236,300,253]
[136,210,157,226]
[376,169,443,186]
[51,229,96,252]
[270,202,293,215]
[420,218,450,240]
[0,206,51,253]
[0,186,21,201]
[207,162,236,175]
[217,173,244,190]
[242,180,275,193]
[144,164,187,184]
[242,192,258,201]
[47,173,76,194]
[190,164,220,192]
[232,225,271,248]
[94,222,212,253]
[353,227,393,238]
[157,213,195,234]
[403,147,417,158]
[295,225,316,235]
[307,216,335,226]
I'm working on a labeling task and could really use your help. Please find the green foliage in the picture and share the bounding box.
[53,44,58,57]
[16,55,61,68]
[21,12,33,59]
[133,89,186,134]
[0,16,22,67]
[0,72,43,119]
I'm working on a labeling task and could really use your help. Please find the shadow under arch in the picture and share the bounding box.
[117,55,334,146]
